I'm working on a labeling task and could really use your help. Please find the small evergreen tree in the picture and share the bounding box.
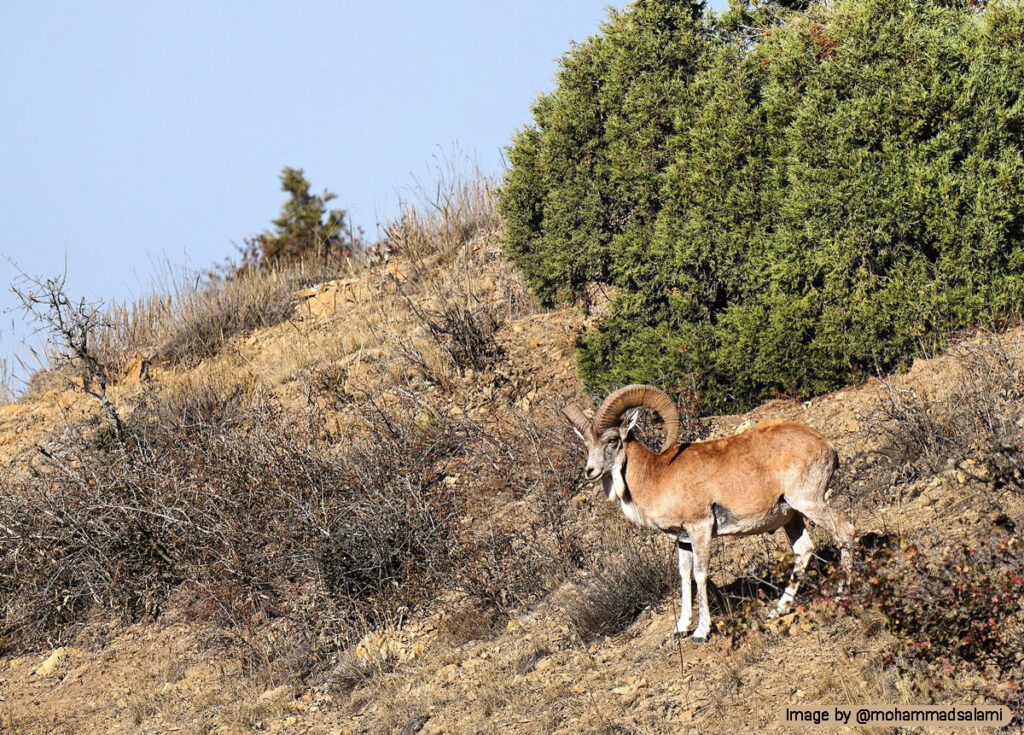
[246,167,350,267]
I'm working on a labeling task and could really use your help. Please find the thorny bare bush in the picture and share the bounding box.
[868,332,1024,492]
[459,525,564,626]
[385,276,503,385]
[458,425,587,622]
[12,270,125,440]
[0,380,465,677]
[0,376,596,676]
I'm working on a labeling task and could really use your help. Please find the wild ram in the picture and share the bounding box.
[564,385,854,642]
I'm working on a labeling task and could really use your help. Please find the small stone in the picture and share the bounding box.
[34,647,68,677]
[260,685,292,702]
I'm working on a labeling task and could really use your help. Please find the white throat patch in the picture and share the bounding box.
[609,461,627,501]
[605,459,655,529]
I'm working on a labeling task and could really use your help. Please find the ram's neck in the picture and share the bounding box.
[628,439,665,494]
[611,441,664,529]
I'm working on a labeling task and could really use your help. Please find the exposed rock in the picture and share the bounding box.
[34,647,68,677]
[260,684,294,702]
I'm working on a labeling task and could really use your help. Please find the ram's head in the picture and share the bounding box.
[562,385,679,481]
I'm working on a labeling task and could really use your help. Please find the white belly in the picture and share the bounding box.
[713,499,795,536]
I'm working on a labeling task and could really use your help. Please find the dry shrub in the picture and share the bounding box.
[12,271,126,438]
[0,378,465,672]
[560,541,673,642]
[457,412,589,623]
[459,524,564,621]
[370,154,534,395]
[322,396,470,610]
[390,277,502,379]
[373,154,511,384]
[870,332,1024,491]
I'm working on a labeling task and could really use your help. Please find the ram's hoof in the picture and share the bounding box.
[691,635,707,644]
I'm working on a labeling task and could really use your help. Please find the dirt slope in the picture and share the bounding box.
[1,235,1021,734]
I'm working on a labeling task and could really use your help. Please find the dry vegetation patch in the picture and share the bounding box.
[3,175,1024,732]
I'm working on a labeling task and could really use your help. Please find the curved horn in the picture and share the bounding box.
[592,384,679,453]
[562,403,591,433]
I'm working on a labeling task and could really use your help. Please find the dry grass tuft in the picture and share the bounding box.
[384,153,501,266]
[96,262,326,368]
[560,540,673,642]
[328,644,399,693]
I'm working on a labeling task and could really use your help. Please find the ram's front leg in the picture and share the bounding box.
[673,537,693,637]
[686,519,714,643]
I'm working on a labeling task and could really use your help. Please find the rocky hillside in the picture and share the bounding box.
[1,205,1022,733]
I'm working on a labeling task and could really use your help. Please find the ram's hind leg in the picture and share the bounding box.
[787,448,855,593]
[768,515,814,618]
[786,499,855,593]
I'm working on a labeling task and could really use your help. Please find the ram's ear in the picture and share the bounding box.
[619,409,640,441]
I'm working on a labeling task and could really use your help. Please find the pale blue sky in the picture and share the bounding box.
[0,0,728,390]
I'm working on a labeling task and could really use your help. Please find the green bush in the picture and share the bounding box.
[500,0,1024,412]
